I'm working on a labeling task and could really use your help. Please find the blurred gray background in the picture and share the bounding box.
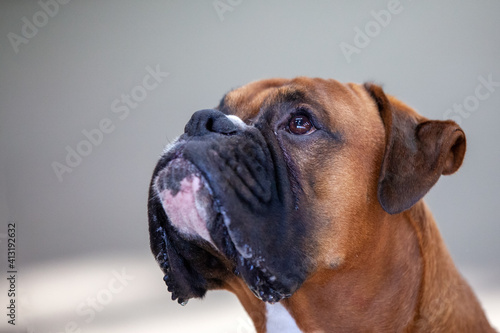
[0,1,499,332]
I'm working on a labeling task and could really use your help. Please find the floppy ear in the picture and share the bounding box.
[364,83,466,215]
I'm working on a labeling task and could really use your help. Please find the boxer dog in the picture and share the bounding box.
[148,77,495,332]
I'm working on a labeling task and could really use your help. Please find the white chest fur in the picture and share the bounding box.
[265,302,302,333]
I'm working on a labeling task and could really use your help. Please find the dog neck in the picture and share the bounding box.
[403,202,494,332]
[224,277,303,332]
[278,203,423,332]
[225,201,493,332]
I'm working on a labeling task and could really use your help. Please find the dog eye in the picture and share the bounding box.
[289,115,315,135]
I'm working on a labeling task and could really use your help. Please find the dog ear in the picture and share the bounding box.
[364,83,466,215]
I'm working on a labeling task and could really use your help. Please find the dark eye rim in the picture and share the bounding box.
[286,108,317,135]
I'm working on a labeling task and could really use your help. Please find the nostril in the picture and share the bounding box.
[205,117,214,132]
[184,109,239,137]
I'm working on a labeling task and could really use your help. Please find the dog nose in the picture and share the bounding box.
[184,109,239,137]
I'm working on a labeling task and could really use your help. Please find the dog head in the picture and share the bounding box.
[147,77,466,305]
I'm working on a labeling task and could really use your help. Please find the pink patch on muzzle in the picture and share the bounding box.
[159,175,215,246]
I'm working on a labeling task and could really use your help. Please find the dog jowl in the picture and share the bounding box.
[147,77,494,332]
[148,106,312,304]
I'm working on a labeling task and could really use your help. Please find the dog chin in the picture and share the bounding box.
[154,156,296,303]
[156,158,218,246]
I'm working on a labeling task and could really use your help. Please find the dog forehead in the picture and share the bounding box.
[218,78,291,119]
[219,78,381,135]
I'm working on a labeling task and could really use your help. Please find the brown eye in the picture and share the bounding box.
[289,115,314,135]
